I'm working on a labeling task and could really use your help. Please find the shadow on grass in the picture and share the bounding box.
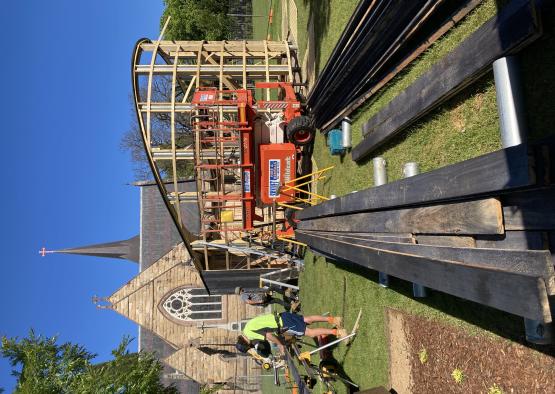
[301,0,331,75]
[518,2,555,142]
[320,256,555,358]
[355,72,497,168]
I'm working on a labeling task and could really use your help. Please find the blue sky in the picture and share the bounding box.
[0,1,164,390]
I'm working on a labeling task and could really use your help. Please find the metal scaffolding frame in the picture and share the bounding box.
[132,33,296,276]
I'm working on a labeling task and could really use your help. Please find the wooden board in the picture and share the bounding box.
[300,141,537,220]
[549,231,555,265]
[319,0,482,131]
[295,231,552,322]
[299,230,555,293]
[502,188,555,230]
[416,235,475,248]
[298,198,503,235]
[353,0,542,161]
[332,232,415,244]
[475,231,546,250]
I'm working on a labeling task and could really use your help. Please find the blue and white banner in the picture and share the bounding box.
[243,170,251,193]
[268,159,281,198]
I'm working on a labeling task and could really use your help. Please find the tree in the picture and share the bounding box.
[161,0,230,41]
[122,77,195,181]
[1,330,178,394]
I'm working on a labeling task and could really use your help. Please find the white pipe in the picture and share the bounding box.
[493,56,527,148]
[403,162,428,298]
[373,157,389,287]
[259,278,299,290]
[308,332,356,356]
[372,157,387,186]
[341,117,352,148]
[494,57,552,344]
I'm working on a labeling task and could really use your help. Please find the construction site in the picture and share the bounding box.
[128,0,555,392]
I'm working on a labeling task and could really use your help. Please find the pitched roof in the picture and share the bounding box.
[56,235,140,263]
[139,181,199,271]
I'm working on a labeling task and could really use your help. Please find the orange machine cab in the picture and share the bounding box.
[258,143,296,205]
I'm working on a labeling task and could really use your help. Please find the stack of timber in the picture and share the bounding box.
[296,137,555,323]
[352,0,543,161]
[306,0,484,130]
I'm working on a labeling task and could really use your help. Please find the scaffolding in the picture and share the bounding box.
[132,35,298,274]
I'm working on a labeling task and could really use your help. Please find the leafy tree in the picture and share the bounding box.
[1,331,178,394]
[161,0,230,40]
[1,329,93,393]
[126,0,233,180]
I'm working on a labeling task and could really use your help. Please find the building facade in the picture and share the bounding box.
[61,180,264,393]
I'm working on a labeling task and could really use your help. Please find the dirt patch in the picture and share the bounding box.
[389,309,555,393]
[387,310,413,394]
[450,103,466,132]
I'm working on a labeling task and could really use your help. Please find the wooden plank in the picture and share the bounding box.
[549,231,555,266]
[202,50,238,90]
[300,140,546,220]
[311,233,414,261]
[295,231,552,322]
[242,40,247,89]
[353,0,542,161]
[502,188,555,230]
[298,198,503,235]
[308,0,434,111]
[195,41,203,88]
[319,0,482,131]
[475,230,546,250]
[264,40,270,101]
[145,18,172,145]
[416,235,475,248]
[331,232,415,244]
[141,41,290,53]
[170,44,181,224]
[300,230,555,292]
[285,41,294,83]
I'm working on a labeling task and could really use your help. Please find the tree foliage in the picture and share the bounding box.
[1,331,177,394]
[125,0,231,180]
[161,0,230,41]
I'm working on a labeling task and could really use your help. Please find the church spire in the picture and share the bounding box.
[39,235,140,263]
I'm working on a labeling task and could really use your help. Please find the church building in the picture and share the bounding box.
[55,179,266,393]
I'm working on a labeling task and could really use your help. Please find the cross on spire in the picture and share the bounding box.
[39,247,55,257]
[42,236,140,263]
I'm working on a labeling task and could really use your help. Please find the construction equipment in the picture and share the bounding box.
[288,310,362,392]
[132,32,332,278]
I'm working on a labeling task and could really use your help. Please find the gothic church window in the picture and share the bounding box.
[162,288,222,321]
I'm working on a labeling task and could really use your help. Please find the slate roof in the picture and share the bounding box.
[57,235,140,263]
[136,180,200,393]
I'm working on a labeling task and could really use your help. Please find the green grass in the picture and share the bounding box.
[258,0,555,392]
[279,0,555,392]
[295,0,360,76]
[296,253,526,394]
[253,0,271,40]
[269,0,283,41]
[301,0,504,196]
[252,0,282,40]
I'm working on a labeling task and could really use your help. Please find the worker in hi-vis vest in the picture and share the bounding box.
[235,312,345,356]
